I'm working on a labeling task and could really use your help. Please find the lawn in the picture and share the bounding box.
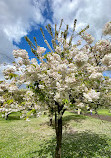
[95,109,111,116]
[0,111,111,158]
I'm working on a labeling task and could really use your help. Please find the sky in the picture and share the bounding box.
[0,0,111,79]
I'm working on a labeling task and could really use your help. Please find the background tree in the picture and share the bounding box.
[0,71,40,120]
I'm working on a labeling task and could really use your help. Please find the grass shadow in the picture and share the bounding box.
[0,112,21,121]
[41,113,86,129]
[7,115,21,120]
[62,114,86,126]
[27,131,111,158]
[8,112,21,120]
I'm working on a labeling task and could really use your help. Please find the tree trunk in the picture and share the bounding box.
[78,108,81,115]
[55,111,62,158]
[49,107,54,126]
[5,113,9,120]
[49,117,53,126]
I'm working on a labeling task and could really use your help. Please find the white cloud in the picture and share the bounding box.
[0,64,5,80]
[0,0,45,43]
[51,0,111,41]
[0,0,46,64]
[0,31,17,63]
[0,0,47,78]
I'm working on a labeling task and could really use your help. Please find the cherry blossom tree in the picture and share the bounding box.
[1,19,111,158]
[25,20,111,158]
[0,76,40,120]
[0,79,24,119]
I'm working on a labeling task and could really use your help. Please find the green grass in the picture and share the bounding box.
[0,111,111,158]
[94,109,111,116]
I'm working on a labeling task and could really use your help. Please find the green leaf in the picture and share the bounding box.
[9,73,18,79]
[21,102,25,105]
[26,110,33,117]
[62,99,69,104]
[7,99,13,104]
[31,64,36,68]
[0,81,3,84]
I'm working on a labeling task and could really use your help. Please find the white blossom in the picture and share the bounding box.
[77,102,85,108]
[89,72,103,80]
[26,118,30,121]
[37,47,46,55]
[0,96,5,102]
[13,49,29,59]
[102,22,111,36]
[55,46,62,54]
[38,85,45,89]
[8,85,18,92]
[81,31,94,44]
[54,92,60,101]
[83,89,100,102]
[74,51,89,67]
[101,53,111,67]
[94,40,111,55]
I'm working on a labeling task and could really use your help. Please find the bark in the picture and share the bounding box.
[55,111,62,158]
[49,117,53,126]
[49,106,54,126]
[78,108,81,115]
[5,113,9,120]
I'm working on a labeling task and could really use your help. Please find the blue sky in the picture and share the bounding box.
[0,0,111,78]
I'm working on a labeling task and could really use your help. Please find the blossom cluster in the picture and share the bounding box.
[94,40,111,55]
[81,31,94,44]
[74,51,89,67]
[101,53,111,69]
[37,46,46,55]
[13,49,30,66]
[83,89,100,102]
[13,49,29,59]
[102,21,111,36]
[0,81,9,92]
[89,72,103,80]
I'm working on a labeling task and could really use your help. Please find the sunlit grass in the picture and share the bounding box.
[0,111,111,158]
[96,108,111,116]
